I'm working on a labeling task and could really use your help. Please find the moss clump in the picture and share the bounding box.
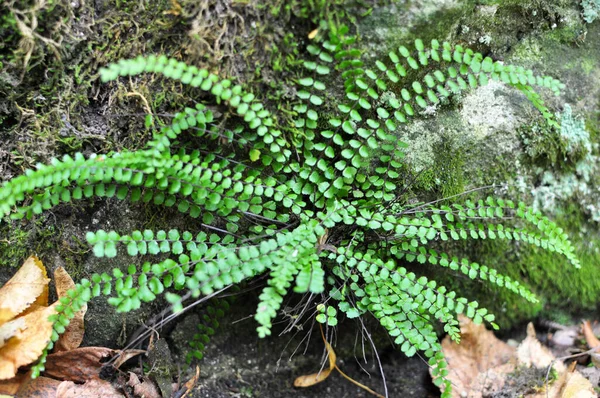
[0,218,57,268]
[521,204,600,310]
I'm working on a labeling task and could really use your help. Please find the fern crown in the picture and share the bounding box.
[0,29,577,396]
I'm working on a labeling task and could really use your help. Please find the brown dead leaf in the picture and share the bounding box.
[437,319,595,398]
[0,304,57,380]
[127,372,161,398]
[177,366,200,398]
[112,349,146,370]
[15,374,61,397]
[44,347,116,382]
[0,256,49,324]
[44,347,145,383]
[0,371,28,395]
[56,378,124,398]
[436,315,516,397]
[53,267,87,353]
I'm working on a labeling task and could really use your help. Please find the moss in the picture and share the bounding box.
[0,218,59,268]
[520,204,600,309]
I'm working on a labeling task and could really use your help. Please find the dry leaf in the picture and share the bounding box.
[559,362,596,398]
[574,320,600,383]
[293,325,383,397]
[294,339,336,387]
[127,372,161,398]
[582,320,600,349]
[0,256,49,324]
[308,28,318,39]
[56,378,124,398]
[177,366,200,398]
[517,323,565,372]
[0,304,56,379]
[44,347,145,383]
[112,349,146,370]
[437,318,596,398]
[0,372,28,395]
[53,267,87,352]
[15,374,61,397]
[530,361,596,398]
[44,347,116,382]
[0,318,25,349]
[436,315,516,397]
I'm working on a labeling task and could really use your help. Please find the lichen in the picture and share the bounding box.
[582,0,600,23]
[520,105,600,221]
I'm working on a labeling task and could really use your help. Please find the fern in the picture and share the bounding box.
[0,28,579,397]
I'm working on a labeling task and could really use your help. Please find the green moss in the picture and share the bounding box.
[0,219,58,268]
[520,204,600,309]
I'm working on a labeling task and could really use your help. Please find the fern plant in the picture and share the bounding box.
[0,27,578,396]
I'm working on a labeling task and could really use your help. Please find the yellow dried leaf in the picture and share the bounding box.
[0,318,25,349]
[53,267,87,352]
[294,337,335,387]
[308,28,318,39]
[294,324,383,396]
[293,368,333,387]
[0,256,49,324]
[0,304,56,379]
[559,363,596,398]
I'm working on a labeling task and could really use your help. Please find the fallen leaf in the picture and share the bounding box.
[517,323,565,372]
[436,315,516,397]
[559,362,596,398]
[53,267,87,352]
[582,320,600,349]
[530,361,596,398]
[112,349,146,370]
[56,378,124,398]
[294,325,384,397]
[44,347,116,382]
[293,359,334,387]
[436,318,596,398]
[0,318,25,349]
[581,320,600,368]
[127,372,161,398]
[293,338,336,387]
[0,304,56,379]
[0,372,28,395]
[177,366,200,398]
[15,374,61,397]
[308,28,319,39]
[0,256,49,324]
